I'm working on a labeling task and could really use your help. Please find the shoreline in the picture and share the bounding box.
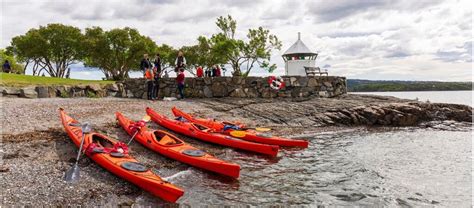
[0,94,472,206]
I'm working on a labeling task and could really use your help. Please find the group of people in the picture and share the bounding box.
[196,65,224,78]
[141,51,187,100]
[141,51,230,100]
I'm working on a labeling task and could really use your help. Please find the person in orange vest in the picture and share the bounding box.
[196,66,203,78]
[141,54,153,100]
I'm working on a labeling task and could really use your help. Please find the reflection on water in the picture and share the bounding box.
[165,127,471,206]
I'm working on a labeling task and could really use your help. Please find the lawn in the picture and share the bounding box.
[0,73,115,87]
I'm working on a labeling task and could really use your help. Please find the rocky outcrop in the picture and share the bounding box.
[196,95,472,127]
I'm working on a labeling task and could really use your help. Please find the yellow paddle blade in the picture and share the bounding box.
[142,115,151,122]
[230,130,247,138]
[255,127,271,132]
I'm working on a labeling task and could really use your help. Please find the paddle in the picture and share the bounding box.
[65,122,92,183]
[127,115,151,145]
[239,127,272,132]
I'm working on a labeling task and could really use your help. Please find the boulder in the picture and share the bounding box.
[323,81,332,87]
[307,78,319,87]
[203,86,212,98]
[105,83,119,92]
[2,86,21,97]
[298,77,308,87]
[211,82,227,97]
[20,87,38,99]
[318,91,328,97]
[245,88,258,98]
[56,86,71,98]
[35,86,50,98]
[229,88,246,98]
[87,84,102,92]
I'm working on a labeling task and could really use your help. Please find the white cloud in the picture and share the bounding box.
[1,0,472,81]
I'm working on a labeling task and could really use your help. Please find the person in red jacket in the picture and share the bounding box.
[216,65,221,77]
[176,68,185,99]
[196,66,203,78]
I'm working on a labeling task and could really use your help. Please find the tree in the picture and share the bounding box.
[204,15,282,76]
[8,23,84,78]
[155,44,177,75]
[83,27,157,80]
[0,49,25,74]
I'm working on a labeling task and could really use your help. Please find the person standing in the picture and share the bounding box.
[176,68,185,99]
[216,65,221,77]
[196,65,203,78]
[141,54,153,100]
[175,51,186,75]
[152,53,162,99]
[211,65,217,77]
[2,60,11,73]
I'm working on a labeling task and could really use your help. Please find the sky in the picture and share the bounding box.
[1,0,472,81]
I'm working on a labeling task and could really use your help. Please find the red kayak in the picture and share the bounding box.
[116,112,240,178]
[146,107,279,157]
[171,107,309,148]
[59,109,184,203]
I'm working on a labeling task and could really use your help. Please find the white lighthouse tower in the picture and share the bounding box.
[282,32,318,76]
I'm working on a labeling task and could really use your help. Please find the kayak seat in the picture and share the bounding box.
[153,131,182,145]
[158,135,176,145]
[92,134,114,148]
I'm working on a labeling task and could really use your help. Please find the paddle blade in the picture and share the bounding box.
[64,164,80,183]
[82,122,92,134]
[230,130,247,138]
[255,127,271,132]
[142,115,151,122]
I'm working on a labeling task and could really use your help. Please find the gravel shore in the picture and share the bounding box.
[0,95,471,206]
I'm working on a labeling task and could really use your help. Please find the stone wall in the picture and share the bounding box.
[1,76,347,99]
[122,76,347,99]
[0,84,123,99]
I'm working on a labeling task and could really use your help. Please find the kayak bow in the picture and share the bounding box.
[59,109,184,203]
[116,112,240,178]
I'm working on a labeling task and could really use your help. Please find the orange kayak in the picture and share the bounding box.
[171,107,308,148]
[59,109,184,203]
[115,112,240,178]
[146,107,279,157]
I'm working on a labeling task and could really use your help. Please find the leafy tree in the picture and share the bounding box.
[83,27,157,80]
[8,23,84,78]
[154,44,177,75]
[0,49,25,74]
[203,15,282,76]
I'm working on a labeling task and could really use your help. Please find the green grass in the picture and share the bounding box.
[0,72,115,87]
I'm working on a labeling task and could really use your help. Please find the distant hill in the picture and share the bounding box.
[347,79,473,92]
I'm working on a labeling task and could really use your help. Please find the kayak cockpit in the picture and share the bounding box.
[153,131,183,146]
[91,134,114,148]
[192,123,211,132]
